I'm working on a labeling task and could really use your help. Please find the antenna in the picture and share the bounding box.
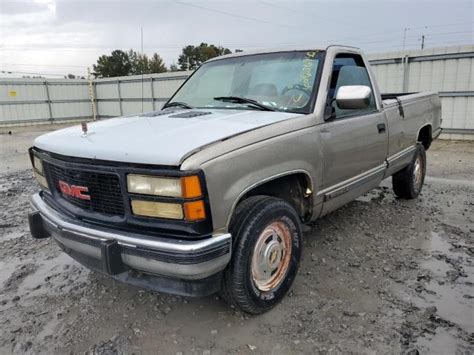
[141,27,144,113]
[421,35,425,50]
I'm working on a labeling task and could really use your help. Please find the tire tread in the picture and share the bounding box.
[392,143,426,199]
[220,195,302,314]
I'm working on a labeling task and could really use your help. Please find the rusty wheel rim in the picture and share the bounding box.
[251,221,292,292]
[413,155,423,188]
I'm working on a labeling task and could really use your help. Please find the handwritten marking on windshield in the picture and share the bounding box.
[300,52,318,89]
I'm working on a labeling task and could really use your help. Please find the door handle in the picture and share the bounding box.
[377,123,386,134]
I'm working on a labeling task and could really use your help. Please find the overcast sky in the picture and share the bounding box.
[0,0,473,77]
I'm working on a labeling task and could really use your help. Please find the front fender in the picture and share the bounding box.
[200,127,321,232]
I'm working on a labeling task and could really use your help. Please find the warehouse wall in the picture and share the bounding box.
[93,71,190,118]
[0,78,91,124]
[1,45,473,139]
[368,45,474,140]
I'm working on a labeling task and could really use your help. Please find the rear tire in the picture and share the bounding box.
[220,196,302,314]
[392,143,426,199]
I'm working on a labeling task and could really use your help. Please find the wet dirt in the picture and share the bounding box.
[0,131,473,354]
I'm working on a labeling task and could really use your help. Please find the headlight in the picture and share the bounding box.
[131,200,184,219]
[128,173,206,221]
[33,156,44,174]
[32,156,48,190]
[127,174,182,197]
[34,171,49,190]
[131,199,206,221]
[127,174,202,198]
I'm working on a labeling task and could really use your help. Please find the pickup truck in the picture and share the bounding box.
[28,46,442,314]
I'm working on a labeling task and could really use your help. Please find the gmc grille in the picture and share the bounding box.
[45,162,125,217]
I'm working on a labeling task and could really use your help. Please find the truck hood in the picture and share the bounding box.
[34,109,301,166]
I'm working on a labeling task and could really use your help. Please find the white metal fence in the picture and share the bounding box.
[1,45,473,139]
[0,72,191,124]
[368,45,474,140]
[94,71,191,118]
[0,78,91,124]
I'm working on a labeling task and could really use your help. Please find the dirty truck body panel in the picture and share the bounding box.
[184,47,441,231]
[28,45,442,301]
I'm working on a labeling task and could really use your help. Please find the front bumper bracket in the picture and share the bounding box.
[101,239,127,275]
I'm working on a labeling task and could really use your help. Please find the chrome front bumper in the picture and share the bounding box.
[29,193,232,285]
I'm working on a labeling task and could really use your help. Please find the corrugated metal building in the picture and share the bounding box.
[1,45,472,139]
[368,44,473,140]
[0,78,91,123]
[94,71,191,117]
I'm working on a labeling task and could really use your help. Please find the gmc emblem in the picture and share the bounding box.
[58,180,91,200]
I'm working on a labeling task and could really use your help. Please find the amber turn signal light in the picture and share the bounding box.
[184,200,206,221]
[181,175,202,198]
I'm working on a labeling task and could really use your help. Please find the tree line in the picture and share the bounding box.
[92,42,239,78]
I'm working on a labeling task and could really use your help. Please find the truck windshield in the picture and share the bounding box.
[167,51,322,114]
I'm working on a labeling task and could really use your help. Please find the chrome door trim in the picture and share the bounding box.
[316,163,387,202]
[386,145,416,165]
[384,145,417,178]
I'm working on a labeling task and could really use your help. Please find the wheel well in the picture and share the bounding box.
[418,125,432,150]
[238,173,312,222]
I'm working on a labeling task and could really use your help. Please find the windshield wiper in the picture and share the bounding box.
[162,101,194,110]
[214,96,275,111]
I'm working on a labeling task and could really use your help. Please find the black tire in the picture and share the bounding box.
[220,196,303,314]
[392,143,426,199]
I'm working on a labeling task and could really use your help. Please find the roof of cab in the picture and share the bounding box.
[205,44,360,63]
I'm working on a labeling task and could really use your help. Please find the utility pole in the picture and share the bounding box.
[87,67,97,121]
[403,27,410,50]
[421,35,425,50]
[141,27,144,113]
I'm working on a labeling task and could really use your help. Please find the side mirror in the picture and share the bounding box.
[335,85,372,110]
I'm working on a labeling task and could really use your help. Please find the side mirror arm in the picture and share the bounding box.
[324,99,336,121]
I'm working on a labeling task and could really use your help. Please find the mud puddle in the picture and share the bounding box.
[406,229,473,354]
[1,140,473,354]
[421,232,473,331]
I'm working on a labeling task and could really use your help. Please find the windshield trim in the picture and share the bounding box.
[205,48,326,65]
[164,50,327,115]
[308,50,326,115]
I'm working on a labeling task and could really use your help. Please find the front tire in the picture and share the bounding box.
[392,143,426,199]
[220,196,302,314]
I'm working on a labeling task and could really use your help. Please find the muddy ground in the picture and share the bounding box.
[0,126,473,354]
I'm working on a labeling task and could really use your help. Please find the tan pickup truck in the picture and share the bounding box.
[28,45,442,314]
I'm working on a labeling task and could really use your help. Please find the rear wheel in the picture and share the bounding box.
[392,143,426,199]
[220,196,302,314]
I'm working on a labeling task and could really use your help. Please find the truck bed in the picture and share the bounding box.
[382,91,442,160]
[381,91,440,117]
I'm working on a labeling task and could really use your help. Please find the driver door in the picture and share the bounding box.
[319,53,388,214]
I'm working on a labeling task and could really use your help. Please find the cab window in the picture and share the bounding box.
[327,54,377,118]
